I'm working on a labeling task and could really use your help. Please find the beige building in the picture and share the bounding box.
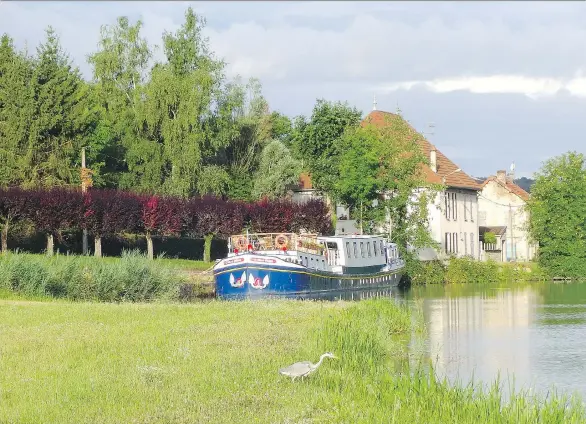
[478,170,536,262]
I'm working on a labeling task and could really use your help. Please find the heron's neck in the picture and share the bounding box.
[313,353,328,369]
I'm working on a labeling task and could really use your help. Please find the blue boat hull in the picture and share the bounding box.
[214,261,403,300]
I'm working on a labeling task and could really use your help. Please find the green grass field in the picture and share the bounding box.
[0,298,583,423]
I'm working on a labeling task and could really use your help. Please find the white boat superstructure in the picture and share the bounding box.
[227,232,404,275]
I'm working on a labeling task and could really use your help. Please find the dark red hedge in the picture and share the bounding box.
[0,187,333,239]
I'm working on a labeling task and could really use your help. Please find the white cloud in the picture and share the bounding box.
[377,75,586,99]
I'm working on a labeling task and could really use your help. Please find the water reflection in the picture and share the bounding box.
[405,282,586,400]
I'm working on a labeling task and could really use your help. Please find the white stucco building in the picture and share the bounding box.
[478,170,536,262]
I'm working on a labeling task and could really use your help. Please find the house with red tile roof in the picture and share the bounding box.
[478,170,536,262]
[362,110,481,260]
[291,109,483,258]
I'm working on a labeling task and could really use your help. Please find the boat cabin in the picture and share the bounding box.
[228,233,401,274]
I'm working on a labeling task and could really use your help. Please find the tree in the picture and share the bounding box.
[140,195,184,259]
[527,151,586,277]
[82,189,142,257]
[88,16,153,190]
[27,188,84,255]
[0,187,30,253]
[19,28,95,188]
[0,35,34,188]
[252,140,301,200]
[334,114,439,251]
[189,196,244,262]
[292,100,362,194]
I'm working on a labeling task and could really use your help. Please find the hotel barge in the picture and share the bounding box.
[213,232,405,299]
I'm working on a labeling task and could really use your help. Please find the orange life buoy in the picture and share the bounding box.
[275,234,289,249]
[235,236,247,250]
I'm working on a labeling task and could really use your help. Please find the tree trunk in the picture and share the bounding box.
[46,234,54,256]
[204,234,213,263]
[94,236,102,258]
[1,224,8,254]
[146,232,154,260]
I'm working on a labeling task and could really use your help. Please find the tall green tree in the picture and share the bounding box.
[527,151,586,277]
[20,28,95,188]
[0,34,33,187]
[334,114,439,251]
[252,140,301,200]
[88,16,153,189]
[292,99,362,194]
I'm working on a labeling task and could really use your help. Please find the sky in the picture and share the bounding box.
[2,1,586,179]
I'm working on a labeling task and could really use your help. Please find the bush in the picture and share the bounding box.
[0,251,176,302]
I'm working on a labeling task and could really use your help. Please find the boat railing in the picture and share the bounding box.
[229,232,323,254]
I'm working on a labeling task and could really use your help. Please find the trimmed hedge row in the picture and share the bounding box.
[0,187,333,259]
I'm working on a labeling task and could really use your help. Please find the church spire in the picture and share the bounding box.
[372,94,377,111]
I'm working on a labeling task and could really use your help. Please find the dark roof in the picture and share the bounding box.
[362,111,481,191]
[479,226,507,236]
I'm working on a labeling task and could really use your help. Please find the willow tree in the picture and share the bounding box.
[140,7,237,197]
[88,16,155,190]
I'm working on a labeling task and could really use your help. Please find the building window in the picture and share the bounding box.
[445,232,449,253]
[471,200,475,222]
[464,196,468,221]
[452,193,458,221]
[374,240,379,256]
[470,233,474,257]
[452,232,458,254]
[346,242,351,258]
[445,193,450,220]
[353,242,357,258]
[464,232,468,255]
[360,242,365,258]
[367,242,372,257]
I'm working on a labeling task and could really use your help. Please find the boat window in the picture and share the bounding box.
[346,242,351,258]
[367,242,372,257]
[360,242,365,258]
[353,242,357,257]
[304,256,308,267]
[379,241,384,255]
[326,242,337,249]
[374,241,379,256]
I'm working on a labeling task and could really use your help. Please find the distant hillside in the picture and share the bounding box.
[473,176,535,193]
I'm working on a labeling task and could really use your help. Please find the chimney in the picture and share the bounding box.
[496,170,506,184]
[430,146,437,173]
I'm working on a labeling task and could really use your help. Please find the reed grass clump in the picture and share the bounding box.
[0,250,176,301]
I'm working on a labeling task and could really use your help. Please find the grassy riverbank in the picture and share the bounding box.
[407,257,549,285]
[0,251,214,302]
[0,298,583,423]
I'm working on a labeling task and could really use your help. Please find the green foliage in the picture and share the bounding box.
[252,140,301,200]
[0,250,176,301]
[483,231,497,244]
[292,99,362,194]
[527,151,586,278]
[406,257,548,285]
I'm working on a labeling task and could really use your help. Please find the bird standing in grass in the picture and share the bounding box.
[279,352,337,381]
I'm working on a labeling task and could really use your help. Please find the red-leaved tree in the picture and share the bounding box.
[140,195,185,259]
[189,196,245,262]
[0,187,31,253]
[83,189,142,257]
[247,198,296,233]
[27,188,84,255]
[292,199,334,235]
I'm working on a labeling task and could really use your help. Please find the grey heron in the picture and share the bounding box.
[278,352,337,381]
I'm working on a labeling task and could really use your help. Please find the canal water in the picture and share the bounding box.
[402,281,586,401]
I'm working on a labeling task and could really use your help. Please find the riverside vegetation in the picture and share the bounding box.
[0,298,584,423]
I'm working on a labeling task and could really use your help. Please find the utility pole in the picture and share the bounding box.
[81,147,88,255]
